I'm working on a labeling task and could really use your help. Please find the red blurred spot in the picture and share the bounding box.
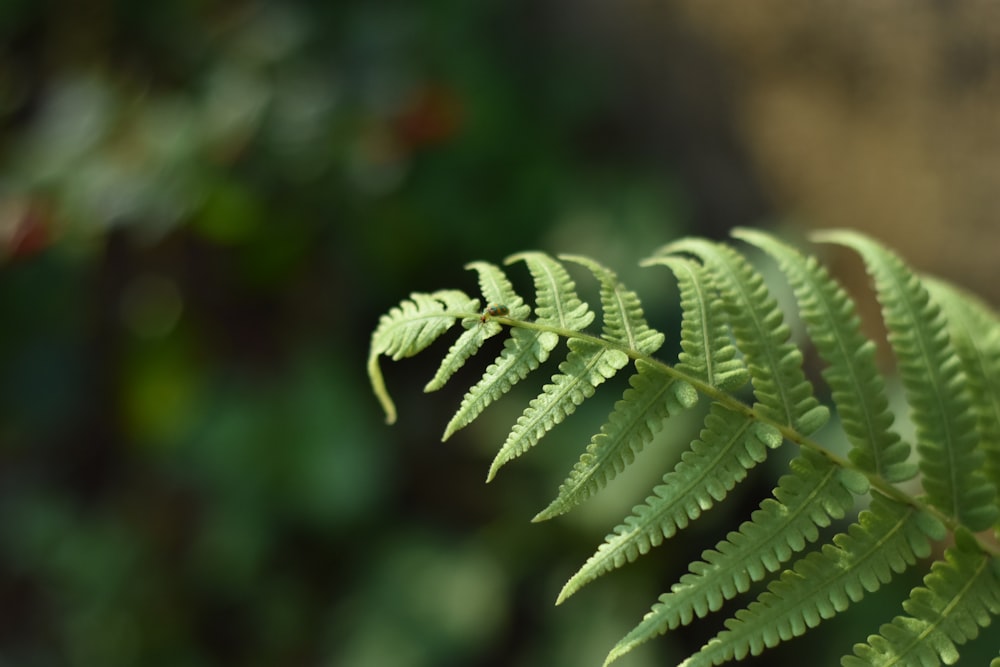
[0,197,53,260]
[392,84,463,149]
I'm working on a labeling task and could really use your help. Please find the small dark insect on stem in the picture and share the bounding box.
[479,303,510,324]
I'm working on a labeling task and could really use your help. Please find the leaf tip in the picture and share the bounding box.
[603,641,634,667]
[555,577,580,606]
[503,250,540,265]
[673,380,699,409]
[441,415,462,442]
[532,505,556,523]
[367,353,398,425]
[796,404,830,435]
[753,422,783,449]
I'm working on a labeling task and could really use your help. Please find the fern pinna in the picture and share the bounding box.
[366,229,1000,666]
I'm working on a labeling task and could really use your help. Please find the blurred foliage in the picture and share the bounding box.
[0,2,693,666]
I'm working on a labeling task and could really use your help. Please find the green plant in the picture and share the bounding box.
[366,228,1000,666]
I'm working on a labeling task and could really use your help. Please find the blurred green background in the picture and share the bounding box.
[2,2,999,666]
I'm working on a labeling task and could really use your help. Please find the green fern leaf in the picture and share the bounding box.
[439,258,570,441]
[463,260,532,319]
[530,256,674,518]
[369,230,1000,666]
[559,254,665,355]
[642,256,749,390]
[506,251,595,330]
[605,449,865,665]
[844,533,1000,666]
[685,494,944,667]
[487,254,657,480]
[534,359,697,522]
[817,230,998,531]
[424,322,494,393]
[442,325,559,440]
[557,403,783,604]
[368,289,479,424]
[487,339,629,481]
[424,261,530,392]
[926,277,1000,514]
[657,238,829,435]
[734,228,916,482]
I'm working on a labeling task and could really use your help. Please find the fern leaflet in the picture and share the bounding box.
[425,261,529,392]
[816,230,998,531]
[369,289,478,424]
[845,532,1000,666]
[735,228,916,483]
[684,494,944,666]
[559,253,664,355]
[642,255,749,390]
[925,277,1000,516]
[488,338,628,480]
[486,253,630,479]
[506,251,594,331]
[557,402,783,604]
[443,325,560,440]
[606,448,868,663]
[532,255,675,519]
[657,238,829,434]
[534,359,697,522]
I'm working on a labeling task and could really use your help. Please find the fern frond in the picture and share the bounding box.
[734,228,916,482]
[559,254,665,355]
[369,228,1000,666]
[845,532,1000,666]
[605,449,868,664]
[424,261,530,392]
[925,277,1000,515]
[506,251,595,330]
[656,238,829,435]
[534,359,697,522]
[557,402,783,604]
[684,494,944,667]
[641,256,749,390]
[368,290,479,424]
[816,230,998,531]
[487,339,629,481]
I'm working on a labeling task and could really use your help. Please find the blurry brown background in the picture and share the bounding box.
[575,0,1000,298]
